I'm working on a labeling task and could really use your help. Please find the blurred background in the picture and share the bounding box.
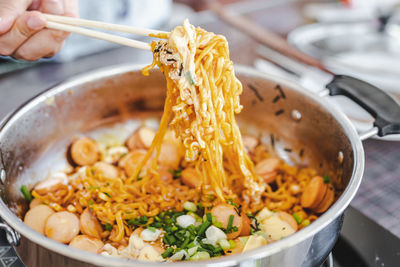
[1,0,400,266]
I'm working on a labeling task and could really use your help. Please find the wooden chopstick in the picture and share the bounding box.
[45,21,152,51]
[44,14,169,37]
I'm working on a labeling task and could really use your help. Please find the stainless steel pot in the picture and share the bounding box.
[0,64,399,267]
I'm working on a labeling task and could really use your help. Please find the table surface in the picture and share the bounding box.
[0,0,399,241]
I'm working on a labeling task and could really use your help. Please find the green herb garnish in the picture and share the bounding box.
[227,199,238,208]
[292,213,302,224]
[87,186,99,190]
[301,219,310,227]
[168,169,182,179]
[323,174,331,184]
[206,213,212,222]
[20,185,32,202]
[197,221,211,236]
[127,216,148,226]
[105,223,112,231]
[104,192,111,197]
[147,226,156,232]
[186,71,195,85]
[227,215,234,232]
[161,247,174,258]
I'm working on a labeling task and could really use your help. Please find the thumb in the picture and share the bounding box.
[0,0,33,34]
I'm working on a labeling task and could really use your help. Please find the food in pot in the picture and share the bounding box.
[20,19,335,262]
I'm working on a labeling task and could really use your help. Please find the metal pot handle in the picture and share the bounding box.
[325,75,400,137]
[0,150,20,246]
[0,222,20,246]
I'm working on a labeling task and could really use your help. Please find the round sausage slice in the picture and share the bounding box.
[70,137,100,166]
[314,185,335,213]
[69,235,104,253]
[45,211,80,243]
[80,208,102,239]
[24,205,55,234]
[254,158,280,184]
[126,126,155,150]
[181,167,202,189]
[211,203,243,239]
[240,214,252,236]
[301,176,327,209]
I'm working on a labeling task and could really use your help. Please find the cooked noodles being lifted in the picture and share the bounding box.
[21,19,335,261]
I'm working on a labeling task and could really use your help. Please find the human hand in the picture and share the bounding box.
[0,0,78,61]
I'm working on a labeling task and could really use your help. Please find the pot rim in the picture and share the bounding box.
[0,64,364,266]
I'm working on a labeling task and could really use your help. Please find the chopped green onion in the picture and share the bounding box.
[323,174,331,184]
[20,185,32,202]
[161,247,174,258]
[218,239,230,250]
[292,213,302,224]
[186,71,195,85]
[213,221,223,228]
[187,225,196,236]
[147,226,156,232]
[183,201,197,212]
[88,200,94,206]
[152,222,162,228]
[87,186,99,190]
[227,198,238,208]
[127,216,148,226]
[188,246,198,256]
[105,223,112,231]
[164,234,176,245]
[168,169,182,179]
[206,213,212,222]
[190,251,210,261]
[180,237,191,249]
[197,221,211,236]
[302,219,310,227]
[104,192,111,197]
[228,239,236,249]
[227,215,234,232]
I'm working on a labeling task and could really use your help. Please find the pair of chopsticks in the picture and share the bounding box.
[44,14,169,51]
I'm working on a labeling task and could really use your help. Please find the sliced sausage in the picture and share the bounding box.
[254,158,280,184]
[158,142,181,169]
[29,198,42,209]
[242,135,258,153]
[301,176,327,209]
[313,185,335,213]
[126,126,155,150]
[80,208,103,239]
[70,137,100,166]
[93,162,119,179]
[24,204,55,234]
[118,150,148,177]
[240,214,252,236]
[34,172,67,195]
[45,211,80,243]
[69,235,104,253]
[211,203,242,239]
[181,167,202,189]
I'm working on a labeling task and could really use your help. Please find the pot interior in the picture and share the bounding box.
[0,65,354,233]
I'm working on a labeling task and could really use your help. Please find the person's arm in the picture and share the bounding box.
[0,0,78,61]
